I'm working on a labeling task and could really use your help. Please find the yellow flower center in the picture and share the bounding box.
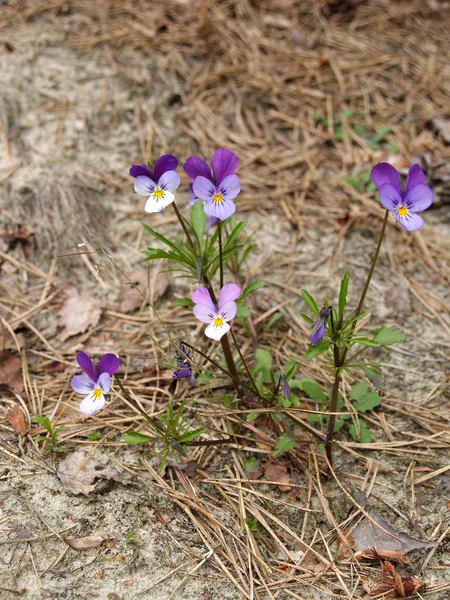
[153,188,164,200]
[93,387,102,400]
[397,205,408,217]
[212,193,223,204]
[213,316,224,327]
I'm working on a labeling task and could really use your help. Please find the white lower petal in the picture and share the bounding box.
[144,191,175,213]
[205,321,230,341]
[79,391,106,416]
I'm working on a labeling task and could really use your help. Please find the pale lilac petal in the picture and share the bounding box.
[395,212,424,231]
[153,154,178,180]
[204,198,236,221]
[218,283,241,308]
[76,351,96,381]
[188,183,196,205]
[97,354,120,376]
[158,170,180,193]
[183,157,212,182]
[219,174,241,201]
[130,164,154,180]
[378,183,402,211]
[205,215,218,231]
[310,322,325,345]
[219,300,237,321]
[193,303,216,324]
[144,191,174,213]
[193,176,216,202]
[371,163,401,195]
[405,164,426,195]
[404,183,433,212]
[79,390,105,416]
[71,375,95,395]
[211,148,238,184]
[205,320,230,341]
[97,372,112,394]
[192,286,215,311]
[134,176,156,196]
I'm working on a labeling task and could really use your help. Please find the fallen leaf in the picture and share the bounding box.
[0,331,26,351]
[7,403,28,436]
[58,286,101,341]
[277,540,328,574]
[118,270,169,313]
[363,560,423,598]
[0,350,24,394]
[57,450,121,495]
[264,463,291,491]
[351,513,434,560]
[65,536,104,550]
[357,548,408,564]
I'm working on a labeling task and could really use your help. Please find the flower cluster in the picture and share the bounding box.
[71,352,120,415]
[192,283,241,341]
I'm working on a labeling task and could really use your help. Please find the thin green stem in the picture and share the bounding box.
[229,327,259,396]
[171,201,195,249]
[218,220,224,289]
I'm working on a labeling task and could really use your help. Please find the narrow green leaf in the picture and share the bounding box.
[246,411,260,422]
[190,201,206,247]
[305,339,330,360]
[240,281,265,299]
[338,270,350,319]
[122,432,153,445]
[301,290,319,316]
[33,415,52,432]
[300,313,314,325]
[178,428,206,443]
[172,297,194,307]
[267,312,283,327]
[352,337,380,347]
[373,326,406,346]
[283,359,300,381]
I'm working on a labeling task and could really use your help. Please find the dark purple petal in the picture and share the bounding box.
[211,148,238,184]
[404,183,433,212]
[219,174,241,202]
[97,354,120,376]
[218,283,241,308]
[204,198,236,221]
[371,163,401,195]
[310,322,325,345]
[193,303,216,324]
[404,164,426,195]
[158,170,180,193]
[193,176,216,202]
[154,154,178,180]
[192,286,216,311]
[280,375,289,402]
[76,351,96,381]
[172,368,192,380]
[97,372,112,394]
[130,164,154,180]
[71,374,95,394]
[183,156,213,182]
[395,212,424,231]
[378,183,402,211]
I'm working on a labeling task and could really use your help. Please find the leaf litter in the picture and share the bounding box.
[57,450,121,496]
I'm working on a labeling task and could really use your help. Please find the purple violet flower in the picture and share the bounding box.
[280,375,290,402]
[184,148,240,222]
[187,182,219,232]
[172,343,195,387]
[71,351,120,415]
[192,283,241,341]
[310,307,331,346]
[371,163,433,231]
[130,154,180,213]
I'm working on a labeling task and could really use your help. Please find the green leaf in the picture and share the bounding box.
[33,415,52,432]
[223,219,247,250]
[348,419,371,443]
[349,382,368,400]
[255,348,272,371]
[283,359,300,381]
[273,433,297,458]
[87,432,102,441]
[267,312,283,327]
[190,201,207,246]
[172,297,194,307]
[243,456,260,474]
[353,392,382,413]
[236,300,251,318]
[300,313,314,325]
[338,270,350,319]
[221,394,237,408]
[305,339,330,360]
[301,290,319,316]
[246,411,260,422]
[178,427,206,443]
[373,326,406,346]
[306,413,324,424]
[240,281,265,299]
[334,125,343,142]
[122,432,153,445]
[295,378,327,401]
[352,337,380,347]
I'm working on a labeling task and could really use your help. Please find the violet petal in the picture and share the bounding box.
[97,354,120,376]
[219,174,241,201]
[183,156,212,182]
[219,300,237,321]
[153,154,178,181]
[192,286,216,311]
[378,183,402,211]
[97,372,112,394]
[193,303,216,324]
[211,148,238,184]
[71,375,95,395]
[404,183,433,212]
[76,351,96,381]
[204,198,236,221]
[79,391,105,416]
[371,163,401,195]
[404,164,427,195]
[193,176,216,202]
[395,212,424,231]
[129,164,154,180]
[134,176,156,196]
[218,283,241,308]
[310,322,325,345]
[158,170,180,193]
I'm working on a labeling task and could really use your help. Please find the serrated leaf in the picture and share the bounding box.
[353,392,382,413]
[236,300,251,318]
[122,432,153,445]
[349,382,369,400]
[373,326,406,346]
[273,433,297,457]
[255,348,272,371]
[338,270,350,319]
[305,339,330,360]
[301,290,319,316]
[240,281,265,299]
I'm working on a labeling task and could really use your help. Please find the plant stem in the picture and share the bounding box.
[325,372,341,464]
[229,328,259,396]
[171,201,195,249]
[218,220,224,289]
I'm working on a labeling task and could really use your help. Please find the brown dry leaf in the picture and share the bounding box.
[118,270,169,313]
[7,403,28,436]
[264,463,291,491]
[351,513,434,559]
[363,560,423,598]
[0,331,26,351]
[284,541,327,574]
[58,286,101,341]
[65,536,104,550]
[357,548,408,564]
[57,450,121,496]
[0,350,24,394]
